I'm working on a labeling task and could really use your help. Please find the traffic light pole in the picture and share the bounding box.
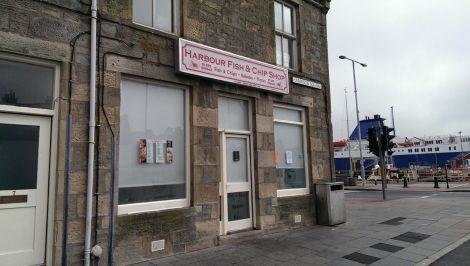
[377,127,387,200]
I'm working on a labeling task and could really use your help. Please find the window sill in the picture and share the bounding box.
[130,22,179,40]
[117,198,190,216]
[277,188,309,198]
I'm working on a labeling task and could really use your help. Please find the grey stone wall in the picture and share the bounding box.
[0,0,332,265]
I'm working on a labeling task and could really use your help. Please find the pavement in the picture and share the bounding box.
[131,189,470,266]
[344,181,470,192]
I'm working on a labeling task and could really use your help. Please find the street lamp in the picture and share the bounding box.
[339,55,367,187]
[344,88,354,181]
[459,131,465,168]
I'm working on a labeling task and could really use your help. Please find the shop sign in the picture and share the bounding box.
[178,38,289,94]
[292,76,322,90]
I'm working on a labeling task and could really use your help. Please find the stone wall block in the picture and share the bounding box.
[193,126,219,146]
[255,96,273,116]
[257,150,275,168]
[194,184,218,204]
[71,100,89,125]
[70,142,88,172]
[0,31,70,61]
[256,132,274,150]
[71,82,89,101]
[259,215,276,229]
[257,182,277,199]
[194,165,219,184]
[193,106,218,128]
[195,219,219,238]
[70,171,87,194]
[255,115,274,133]
[72,124,87,143]
[193,145,219,166]
[192,84,218,108]
[310,137,324,152]
[106,55,143,76]
[67,218,85,243]
[104,71,120,88]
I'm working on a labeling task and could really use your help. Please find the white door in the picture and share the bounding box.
[222,134,253,234]
[0,113,51,266]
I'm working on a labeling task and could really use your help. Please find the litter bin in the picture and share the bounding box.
[315,182,346,226]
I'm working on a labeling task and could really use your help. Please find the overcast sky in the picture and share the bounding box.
[327,0,470,140]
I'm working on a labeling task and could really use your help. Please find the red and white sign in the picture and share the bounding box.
[178,38,289,94]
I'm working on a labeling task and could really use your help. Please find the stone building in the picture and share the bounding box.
[0,0,333,265]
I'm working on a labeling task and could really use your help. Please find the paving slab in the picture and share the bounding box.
[142,191,470,266]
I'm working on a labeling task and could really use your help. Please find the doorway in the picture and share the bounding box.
[0,113,51,266]
[221,133,253,233]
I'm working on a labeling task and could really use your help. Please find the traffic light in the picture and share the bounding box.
[367,127,380,156]
[381,126,395,155]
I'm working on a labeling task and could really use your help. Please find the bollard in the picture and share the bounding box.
[445,164,450,189]
[374,179,377,186]
[403,177,408,188]
[433,177,439,188]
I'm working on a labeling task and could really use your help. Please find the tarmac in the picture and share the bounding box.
[132,184,470,266]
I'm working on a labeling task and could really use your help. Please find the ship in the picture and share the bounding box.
[334,115,470,173]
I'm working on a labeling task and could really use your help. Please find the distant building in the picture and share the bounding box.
[0,0,333,265]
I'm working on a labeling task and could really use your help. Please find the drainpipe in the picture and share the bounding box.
[85,0,97,265]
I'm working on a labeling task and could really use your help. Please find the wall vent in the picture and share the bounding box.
[151,240,165,252]
[294,215,302,223]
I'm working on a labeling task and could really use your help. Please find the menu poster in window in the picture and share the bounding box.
[155,140,166,164]
[146,139,154,164]
[285,150,293,164]
[138,139,147,164]
[166,140,173,163]
[274,149,280,165]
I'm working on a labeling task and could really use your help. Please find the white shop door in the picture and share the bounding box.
[0,113,51,266]
[222,134,253,234]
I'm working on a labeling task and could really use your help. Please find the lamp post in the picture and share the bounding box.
[459,131,465,168]
[344,88,354,181]
[339,55,367,186]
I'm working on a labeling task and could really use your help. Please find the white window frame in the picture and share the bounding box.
[118,78,190,215]
[0,55,57,116]
[273,103,309,197]
[274,0,297,69]
[132,0,180,35]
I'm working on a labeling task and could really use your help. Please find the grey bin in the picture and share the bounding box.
[315,182,346,226]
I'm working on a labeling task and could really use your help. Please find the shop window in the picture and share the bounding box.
[118,79,188,214]
[274,1,296,69]
[133,0,179,34]
[0,58,54,109]
[274,105,308,197]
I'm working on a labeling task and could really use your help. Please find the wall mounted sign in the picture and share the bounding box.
[292,76,322,90]
[178,38,289,94]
